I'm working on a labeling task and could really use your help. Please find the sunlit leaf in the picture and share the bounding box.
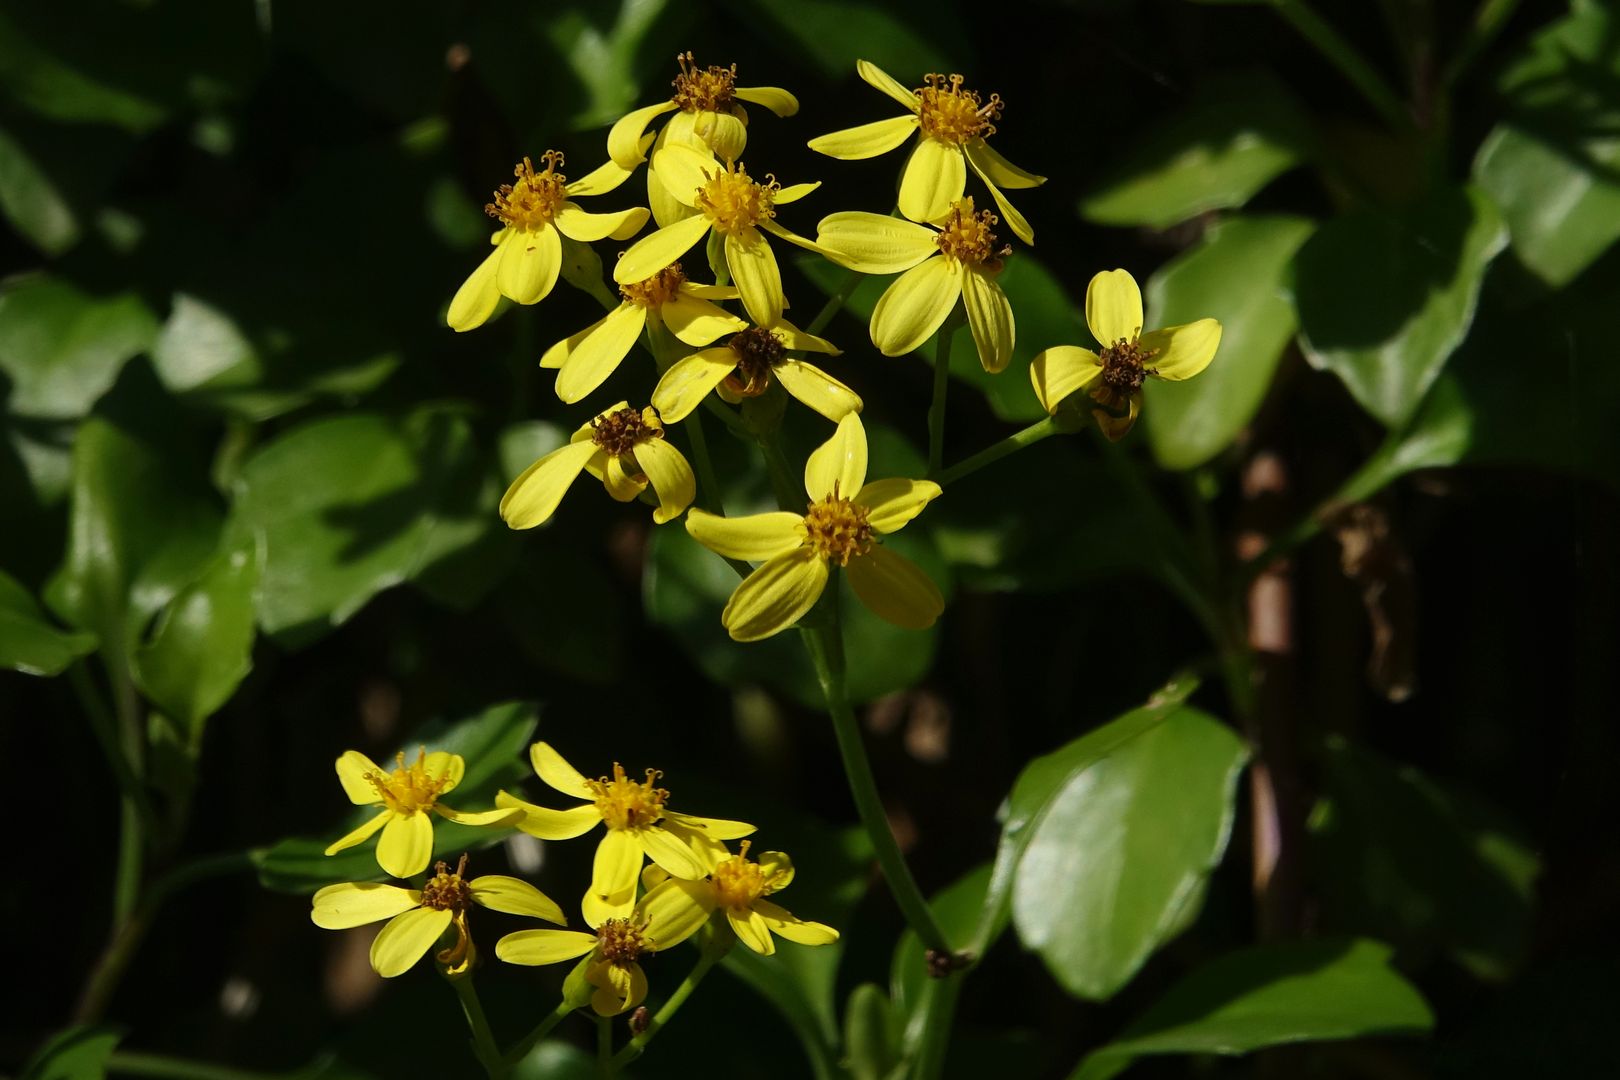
[0,274,157,420]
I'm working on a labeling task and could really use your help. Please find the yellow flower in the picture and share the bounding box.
[1029,269,1222,440]
[613,147,826,329]
[607,51,800,227]
[324,749,523,878]
[651,322,857,424]
[498,914,678,1017]
[495,742,755,925]
[808,61,1044,244]
[685,413,944,642]
[500,403,695,528]
[542,262,747,404]
[448,151,650,332]
[311,855,565,978]
[817,197,1013,373]
[640,842,838,956]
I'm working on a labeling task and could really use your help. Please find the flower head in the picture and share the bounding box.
[685,413,945,641]
[808,60,1044,244]
[323,748,522,878]
[311,854,565,978]
[497,910,676,1016]
[608,51,800,172]
[640,841,839,956]
[651,321,857,424]
[1029,269,1222,440]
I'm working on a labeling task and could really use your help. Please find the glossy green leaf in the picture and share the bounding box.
[0,566,95,676]
[844,983,900,1080]
[251,701,539,893]
[1079,73,1312,228]
[1294,185,1506,427]
[1070,939,1434,1080]
[0,126,78,255]
[20,1026,121,1080]
[1143,216,1316,470]
[1014,707,1248,1000]
[0,274,157,420]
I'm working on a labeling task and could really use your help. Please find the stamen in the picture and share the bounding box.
[803,489,875,567]
[695,162,778,233]
[590,407,664,458]
[420,855,474,912]
[587,763,670,831]
[485,151,569,230]
[363,747,453,815]
[619,264,688,308]
[933,197,1010,268]
[711,842,769,910]
[671,51,738,112]
[915,73,1002,147]
[596,917,650,964]
[1097,338,1159,395]
[722,327,786,398]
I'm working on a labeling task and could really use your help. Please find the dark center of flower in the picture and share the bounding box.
[420,855,474,913]
[589,407,664,459]
[804,493,874,566]
[597,917,650,964]
[671,51,737,112]
[619,264,687,308]
[587,764,669,831]
[723,327,786,398]
[485,151,568,229]
[934,197,1009,268]
[1098,338,1159,395]
[916,73,1002,146]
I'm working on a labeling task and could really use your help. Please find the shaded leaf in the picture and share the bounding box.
[19,1026,121,1080]
[843,983,900,1080]
[0,126,78,255]
[0,566,95,676]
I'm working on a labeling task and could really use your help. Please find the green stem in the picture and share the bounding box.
[110,659,145,926]
[801,607,951,954]
[597,1015,616,1078]
[1270,0,1412,131]
[758,431,805,509]
[502,999,576,1066]
[609,948,723,1068]
[106,1051,281,1080]
[806,266,863,337]
[684,409,728,518]
[69,662,154,827]
[932,416,1060,485]
[926,317,956,477]
[450,975,507,1079]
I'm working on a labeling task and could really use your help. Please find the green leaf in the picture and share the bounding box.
[1293,185,1507,427]
[891,864,992,1025]
[511,1041,595,1080]
[746,0,970,80]
[1013,706,1248,1000]
[251,701,539,893]
[1069,939,1434,1080]
[0,274,157,420]
[843,983,900,1080]
[541,0,670,129]
[20,1026,121,1080]
[1078,73,1312,229]
[1143,216,1316,470]
[0,566,95,676]
[0,126,78,255]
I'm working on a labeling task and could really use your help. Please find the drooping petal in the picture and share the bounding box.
[637,878,715,951]
[961,268,1015,374]
[660,291,746,345]
[614,214,713,285]
[692,109,748,163]
[497,226,563,305]
[808,115,919,161]
[630,437,696,524]
[495,928,598,966]
[567,144,650,196]
[815,211,936,274]
[497,791,603,840]
[650,346,737,423]
[470,875,566,924]
[804,412,868,502]
[728,907,776,955]
[857,60,922,113]
[532,742,596,798]
[1095,390,1143,442]
[898,138,966,225]
[870,255,962,357]
[335,751,384,805]
[685,509,805,560]
[608,101,679,168]
[432,803,523,828]
[638,825,708,879]
[754,899,840,946]
[1029,345,1104,415]
[542,311,612,370]
[734,85,799,116]
[968,158,1035,245]
[757,850,795,890]
[499,440,600,529]
[774,181,820,204]
[649,142,715,207]
[447,244,503,332]
[722,546,830,642]
[854,478,942,534]
[590,829,644,906]
[323,810,391,856]
[964,138,1046,189]
[554,303,648,403]
[647,161,699,229]
[589,959,648,1016]
[601,455,648,502]
[311,882,421,929]
[376,811,435,878]
[774,360,863,422]
[554,203,650,244]
[661,811,758,841]
[1140,318,1222,381]
[370,907,453,978]
[773,321,841,355]
[725,227,784,328]
[846,546,944,630]
[1086,269,1144,347]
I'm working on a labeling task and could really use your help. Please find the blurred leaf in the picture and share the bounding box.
[0,566,95,676]
[232,406,500,647]
[1143,216,1316,470]
[1294,185,1507,427]
[510,1041,595,1080]
[19,1026,120,1080]
[843,983,900,1080]
[1069,939,1434,1080]
[0,126,78,254]
[1078,73,1312,229]
[1013,706,1247,1001]
[0,274,158,420]
[892,864,992,1024]
[1309,739,1539,981]
[252,701,539,893]
[543,0,672,129]
[746,0,971,80]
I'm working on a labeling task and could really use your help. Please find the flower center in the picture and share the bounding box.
[804,494,874,567]
[365,748,452,815]
[420,855,474,913]
[588,764,670,831]
[916,73,1002,147]
[590,406,664,459]
[671,51,737,113]
[619,263,687,308]
[722,327,785,398]
[596,917,650,964]
[1098,338,1158,395]
[934,197,1008,268]
[486,151,568,230]
[696,162,778,234]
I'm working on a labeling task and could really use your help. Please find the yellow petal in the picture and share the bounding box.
[898,138,965,225]
[589,959,647,1016]
[495,928,598,966]
[1086,268,1143,347]
[815,211,936,274]
[805,412,868,502]
[335,751,383,805]
[773,320,842,356]
[758,219,840,260]
[692,109,748,163]
[469,875,566,924]
[774,180,821,205]
[637,878,715,951]
[650,346,737,423]
[728,907,775,955]
[854,478,941,534]
[1095,391,1142,441]
[370,907,452,978]
[497,791,603,840]
[608,101,678,168]
[961,268,1015,374]
[613,214,713,285]
[808,115,919,161]
[602,454,647,503]
[497,227,563,305]
[1140,318,1222,381]
[432,803,523,828]
[856,59,922,113]
[554,203,650,244]
[870,255,962,357]
[1030,345,1104,415]
[649,141,715,207]
[846,546,944,630]
[972,163,1035,245]
[554,303,647,404]
[311,882,420,929]
[425,752,464,794]
[725,227,783,327]
[757,850,795,890]
[566,146,648,196]
[648,159,699,229]
[685,508,805,560]
[631,437,696,524]
[376,811,434,878]
[661,291,746,346]
[775,359,863,422]
[323,810,391,856]
[590,829,644,904]
[499,440,599,529]
[447,244,502,332]
[964,138,1046,189]
[734,85,799,116]
[662,811,758,841]
[754,898,840,946]
[582,884,636,928]
[531,742,595,798]
[638,825,707,879]
[722,546,829,642]
[542,312,612,370]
